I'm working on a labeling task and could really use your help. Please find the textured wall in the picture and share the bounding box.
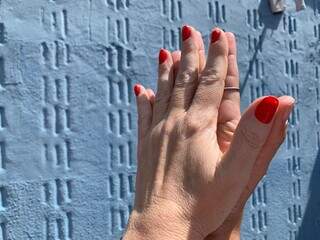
[0,0,319,239]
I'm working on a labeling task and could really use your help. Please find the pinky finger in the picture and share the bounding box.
[134,84,153,138]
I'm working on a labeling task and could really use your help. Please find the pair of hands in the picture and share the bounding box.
[123,26,295,240]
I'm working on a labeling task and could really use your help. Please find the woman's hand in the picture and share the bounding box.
[123,26,294,240]
[195,31,294,240]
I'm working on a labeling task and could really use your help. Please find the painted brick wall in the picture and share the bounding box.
[0,0,319,239]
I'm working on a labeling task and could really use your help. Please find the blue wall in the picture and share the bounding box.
[0,0,319,239]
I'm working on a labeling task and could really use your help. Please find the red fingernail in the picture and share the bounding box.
[211,29,221,43]
[182,25,192,41]
[255,96,279,124]
[134,84,141,96]
[159,49,168,64]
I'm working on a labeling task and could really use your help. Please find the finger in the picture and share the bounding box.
[134,84,153,138]
[171,35,204,85]
[146,88,155,106]
[169,25,200,111]
[218,32,240,121]
[223,32,240,102]
[220,96,281,189]
[171,51,181,87]
[189,28,228,121]
[196,31,206,72]
[152,49,174,124]
[216,32,241,152]
[171,41,204,83]
[234,96,295,209]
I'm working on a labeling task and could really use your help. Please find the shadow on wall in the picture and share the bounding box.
[299,3,320,240]
[240,0,282,94]
[255,0,320,238]
[297,149,320,239]
[288,0,320,239]
[304,0,320,14]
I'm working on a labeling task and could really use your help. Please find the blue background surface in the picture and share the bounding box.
[0,0,319,239]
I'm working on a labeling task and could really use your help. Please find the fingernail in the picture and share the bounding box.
[134,84,141,96]
[182,25,192,41]
[159,49,168,64]
[211,29,221,43]
[255,96,279,124]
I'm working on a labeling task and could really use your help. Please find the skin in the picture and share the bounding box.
[124,26,295,240]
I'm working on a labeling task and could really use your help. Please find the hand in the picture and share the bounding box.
[190,31,293,240]
[154,30,295,240]
[124,25,294,240]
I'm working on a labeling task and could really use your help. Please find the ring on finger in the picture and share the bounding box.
[224,87,240,91]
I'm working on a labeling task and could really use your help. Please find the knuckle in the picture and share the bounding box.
[162,119,175,135]
[183,41,197,54]
[154,92,170,105]
[159,63,171,74]
[217,120,239,141]
[199,68,224,86]
[239,126,264,149]
[176,67,198,88]
[183,114,203,134]
[228,54,237,62]
[152,119,176,138]
[219,119,239,134]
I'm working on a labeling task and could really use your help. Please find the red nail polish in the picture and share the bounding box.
[211,29,221,43]
[159,49,168,64]
[255,96,279,124]
[182,25,192,41]
[134,84,141,96]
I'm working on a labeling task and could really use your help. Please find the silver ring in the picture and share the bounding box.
[224,87,240,91]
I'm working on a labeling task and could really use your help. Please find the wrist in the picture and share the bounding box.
[123,208,203,240]
[206,210,242,240]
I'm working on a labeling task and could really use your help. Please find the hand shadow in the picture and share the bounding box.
[240,0,283,94]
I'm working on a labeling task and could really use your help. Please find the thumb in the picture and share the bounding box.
[220,96,293,188]
[232,95,295,208]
